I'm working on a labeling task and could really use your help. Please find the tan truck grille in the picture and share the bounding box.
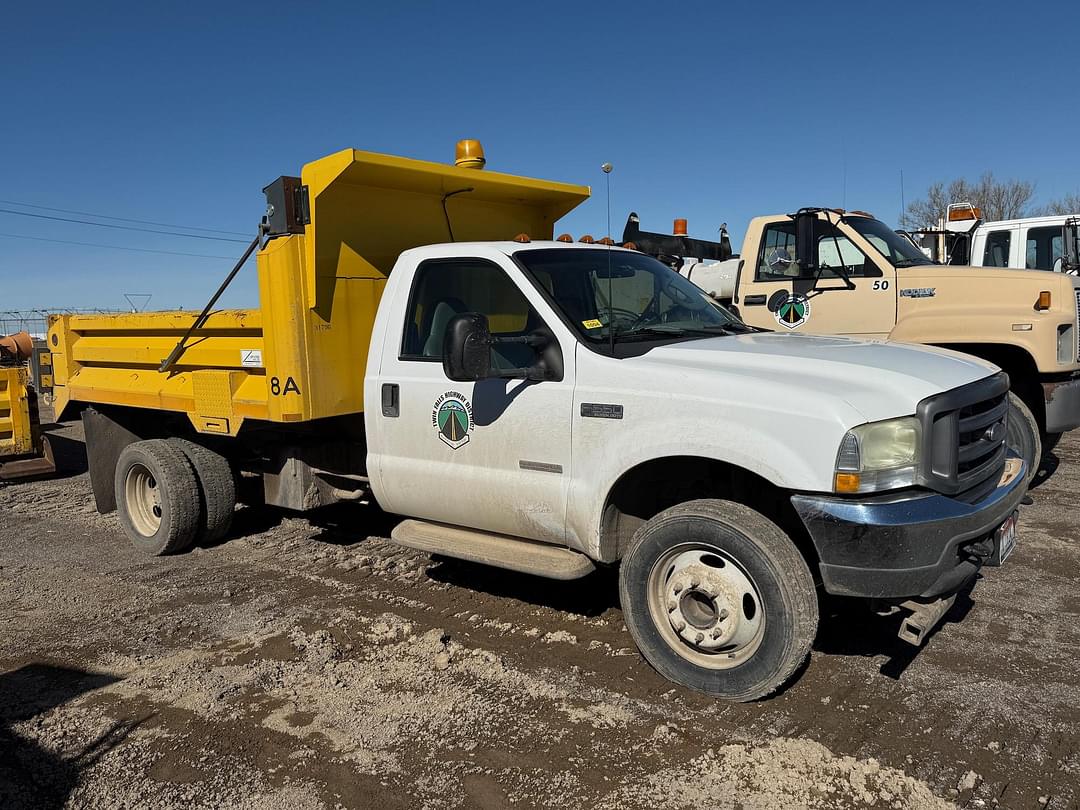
[1075,288,1080,361]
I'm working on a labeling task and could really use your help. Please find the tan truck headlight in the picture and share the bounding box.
[834,416,921,493]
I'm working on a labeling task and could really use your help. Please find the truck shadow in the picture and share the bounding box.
[0,664,147,809]
[1028,447,1060,491]
[812,583,977,680]
[424,557,622,618]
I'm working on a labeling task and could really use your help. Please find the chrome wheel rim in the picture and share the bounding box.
[125,463,162,537]
[646,543,765,669]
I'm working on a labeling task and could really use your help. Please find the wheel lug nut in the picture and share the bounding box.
[718,609,729,621]
[674,620,686,632]
[689,578,700,588]
[667,601,677,613]
[694,632,704,643]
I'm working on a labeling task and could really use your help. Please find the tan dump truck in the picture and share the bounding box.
[627,209,1080,481]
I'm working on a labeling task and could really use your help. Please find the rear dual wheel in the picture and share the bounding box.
[114,438,235,555]
[619,499,818,702]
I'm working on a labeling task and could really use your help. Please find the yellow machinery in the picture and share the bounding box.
[0,331,55,480]
[49,145,590,436]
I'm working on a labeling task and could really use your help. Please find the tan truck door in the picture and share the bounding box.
[737,216,897,338]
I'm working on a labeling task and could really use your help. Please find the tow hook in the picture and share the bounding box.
[896,595,957,647]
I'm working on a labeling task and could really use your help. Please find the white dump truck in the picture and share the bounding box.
[49,144,1025,701]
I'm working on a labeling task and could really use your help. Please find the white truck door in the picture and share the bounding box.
[372,255,575,545]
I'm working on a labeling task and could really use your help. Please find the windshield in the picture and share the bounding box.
[846,217,935,267]
[515,248,744,345]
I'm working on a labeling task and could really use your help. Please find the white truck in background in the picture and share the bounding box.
[908,203,1080,273]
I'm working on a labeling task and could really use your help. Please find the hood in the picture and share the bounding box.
[903,265,1075,284]
[632,332,996,424]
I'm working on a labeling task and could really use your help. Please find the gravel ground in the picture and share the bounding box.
[1,416,1078,809]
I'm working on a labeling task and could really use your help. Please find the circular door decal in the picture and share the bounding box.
[774,293,811,329]
[432,391,474,449]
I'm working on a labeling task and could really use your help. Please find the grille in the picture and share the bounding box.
[1075,288,1080,361]
[916,373,1010,500]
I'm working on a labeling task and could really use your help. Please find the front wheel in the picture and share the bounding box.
[1007,392,1041,488]
[619,499,818,701]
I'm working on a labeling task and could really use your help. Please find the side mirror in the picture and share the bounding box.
[1054,257,1064,274]
[443,313,493,382]
[795,210,817,272]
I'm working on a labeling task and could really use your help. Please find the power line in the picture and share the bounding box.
[0,198,250,237]
[0,231,239,260]
[0,207,250,243]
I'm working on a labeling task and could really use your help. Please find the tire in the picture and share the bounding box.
[170,439,236,544]
[1007,392,1041,488]
[619,499,817,702]
[114,439,200,556]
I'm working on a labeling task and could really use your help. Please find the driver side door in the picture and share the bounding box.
[372,255,576,545]
[738,219,896,338]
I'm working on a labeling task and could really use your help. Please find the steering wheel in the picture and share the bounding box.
[601,307,643,328]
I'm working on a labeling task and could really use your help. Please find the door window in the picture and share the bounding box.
[1025,226,1063,270]
[401,259,542,369]
[983,230,1011,267]
[755,220,879,280]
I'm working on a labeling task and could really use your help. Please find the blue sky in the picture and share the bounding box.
[3,1,1078,312]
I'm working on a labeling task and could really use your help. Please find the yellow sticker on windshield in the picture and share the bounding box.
[582,319,603,329]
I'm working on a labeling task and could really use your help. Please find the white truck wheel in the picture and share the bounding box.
[619,499,818,701]
[114,440,200,556]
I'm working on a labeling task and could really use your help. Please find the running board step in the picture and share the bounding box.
[391,519,596,580]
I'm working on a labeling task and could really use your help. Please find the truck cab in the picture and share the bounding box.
[718,209,1080,476]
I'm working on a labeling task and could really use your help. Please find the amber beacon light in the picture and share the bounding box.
[455,139,486,170]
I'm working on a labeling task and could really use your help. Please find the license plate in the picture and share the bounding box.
[989,512,1018,566]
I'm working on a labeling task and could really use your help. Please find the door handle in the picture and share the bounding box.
[743,294,767,306]
[381,383,399,417]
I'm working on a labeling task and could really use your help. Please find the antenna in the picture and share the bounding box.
[123,293,152,312]
[900,168,906,224]
[602,162,614,357]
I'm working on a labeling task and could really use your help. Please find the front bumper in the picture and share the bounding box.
[791,457,1026,600]
[1042,374,1080,433]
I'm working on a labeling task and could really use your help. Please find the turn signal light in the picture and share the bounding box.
[834,472,861,493]
[673,218,688,236]
[556,233,573,243]
[1036,291,1052,311]
[579,235,595,243]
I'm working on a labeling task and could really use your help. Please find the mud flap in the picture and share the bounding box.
[82,407,144,513]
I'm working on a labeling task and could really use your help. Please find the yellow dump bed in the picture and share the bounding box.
[49,148,589,436]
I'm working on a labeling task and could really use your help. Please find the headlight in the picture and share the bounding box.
[834,416,921,493]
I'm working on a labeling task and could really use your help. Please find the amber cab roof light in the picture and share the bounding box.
[454,139,486,170]
[948,203,982,222]
[673,218,688,236]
